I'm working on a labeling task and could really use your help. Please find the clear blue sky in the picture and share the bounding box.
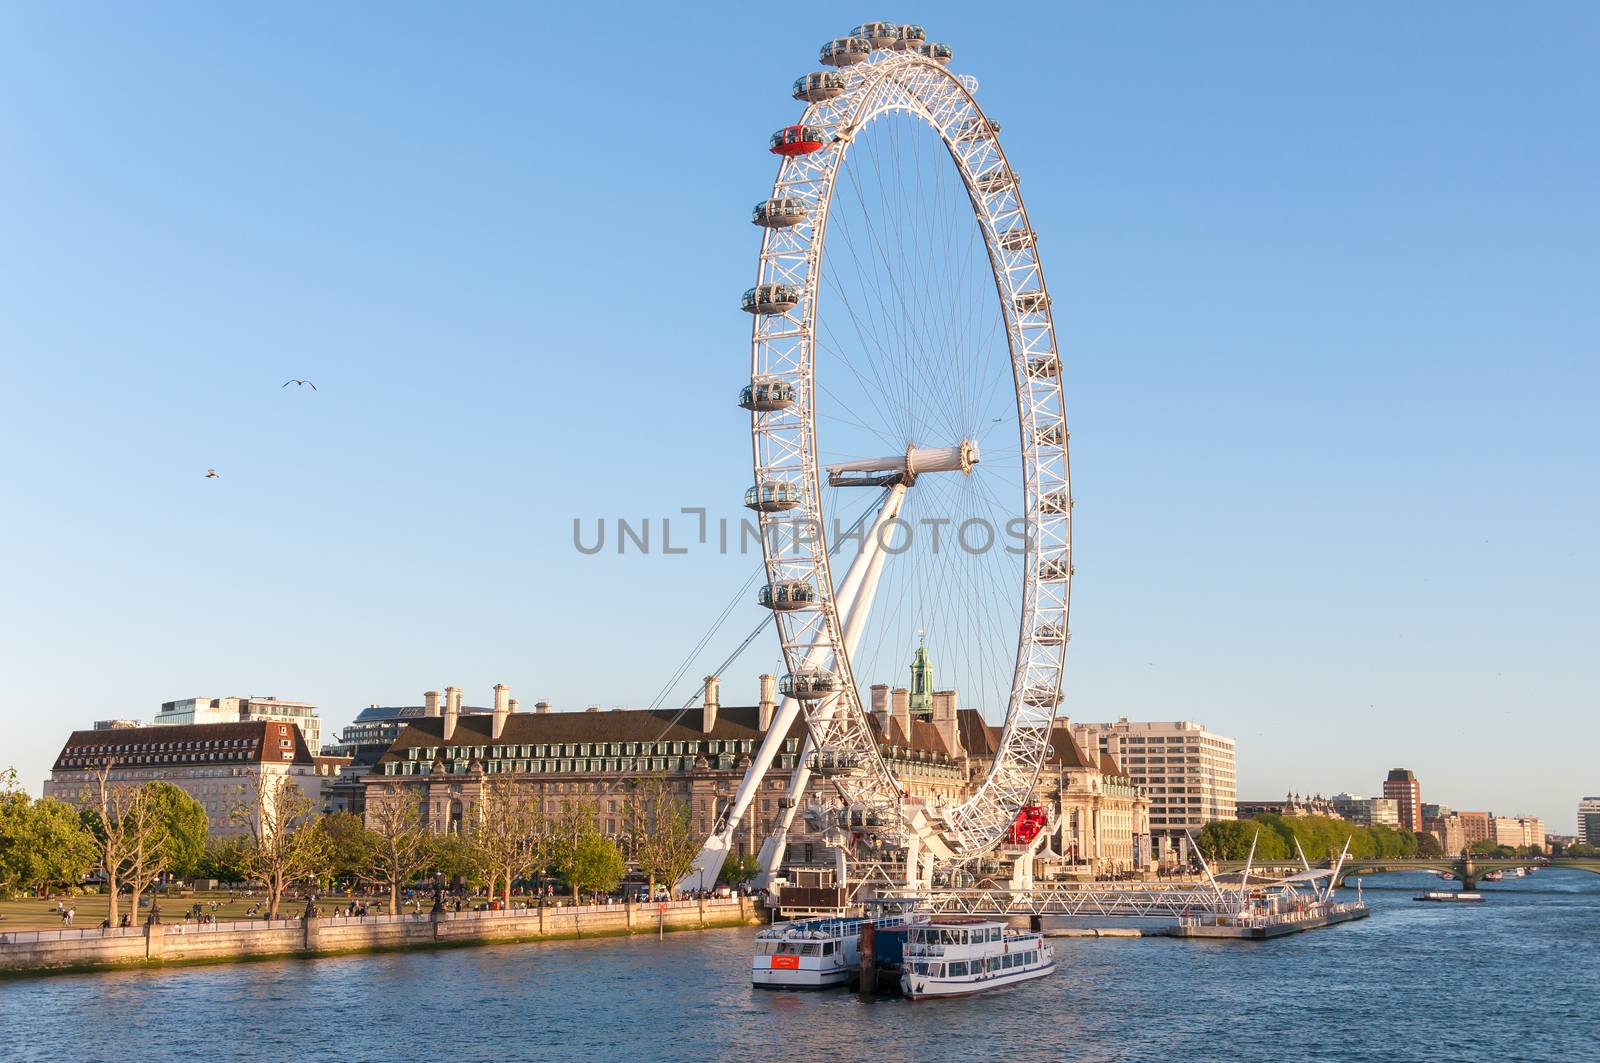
[2,3,1595,829]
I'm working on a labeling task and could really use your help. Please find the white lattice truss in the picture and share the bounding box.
[918,884,1291,920]
[749,47,1071,866]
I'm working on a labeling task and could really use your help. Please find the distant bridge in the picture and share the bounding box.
[1216,857,1600,891]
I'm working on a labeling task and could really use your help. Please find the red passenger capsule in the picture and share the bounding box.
[770,125,827,157]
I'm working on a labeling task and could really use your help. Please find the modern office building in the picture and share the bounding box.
[1331,793,1400,828]
[1069,719,1235,842]
[154,696,324,752]
[1579,797,1600,845]
[1383,768,1422,833]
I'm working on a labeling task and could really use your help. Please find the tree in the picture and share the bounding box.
[0,777,97,898]
[83,761,171,926]
[548,798,607,903]
[464,778,546,907]
[318,812,370,887]
[569,833,625,901]
[360,785,433,915]
[719,852,761,887]
[144,782,209,880]
[198,836,251,883]
[624,776,698,899]
[233,775,328,918]
[1414,831,1444,858]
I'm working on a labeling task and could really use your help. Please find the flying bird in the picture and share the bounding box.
[282,379,317,390]
[205,469,219,479]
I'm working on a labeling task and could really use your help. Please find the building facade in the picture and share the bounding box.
[362,681,968,871]
[1070,719,1235,842]
[1579,797,1600,845]
[44,721,340,838]
[1383,769,1422,833]
[1331,793,1401,828]
[1458,811,1492,849]
[155,696,324,753]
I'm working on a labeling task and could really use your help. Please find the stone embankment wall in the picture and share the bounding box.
[0,896,758,976]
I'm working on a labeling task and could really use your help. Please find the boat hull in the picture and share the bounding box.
[901,961,1056,1000]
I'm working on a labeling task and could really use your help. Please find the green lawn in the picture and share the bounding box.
[0,890,373,931]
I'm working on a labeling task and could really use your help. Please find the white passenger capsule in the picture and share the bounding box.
[850,21,900,49]
[974,170,1017,194]
[745,482,802,512]
[742,284,801,314]
[820,37,872,66]
[997,227,1034,251]
[793,70,847,102]
[1027,354,1061,379]
[739,380,797,411]
[760,581,817,611]
[1014,291,1051,314]
[918,41,953,64]
[752,197,808,227]
[1021,685,1062,707]
[892,24,926,50]
[953,117,1001,142]
[1033,422,1066,446]
[1039,557,1071,582]
[1039,490,1071,514]
[780,670,838,700]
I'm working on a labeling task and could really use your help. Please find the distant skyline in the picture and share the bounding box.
[3,3,1595,830]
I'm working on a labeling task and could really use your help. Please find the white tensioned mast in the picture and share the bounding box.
[749,42,1072,867]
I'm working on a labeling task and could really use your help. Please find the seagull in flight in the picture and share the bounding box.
[205,469,219,479]
[282,379,317,390]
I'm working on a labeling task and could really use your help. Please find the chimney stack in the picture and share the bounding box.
[424,690,442,718]
[932,690,959,755]
[535,700,551,714]
[892,687,911,745]
[871,684,892,739]
[702,675,720,734]
[509,698,520,714]
[443,685,462,742]
[492,683,511,741]
[758,674,777,732]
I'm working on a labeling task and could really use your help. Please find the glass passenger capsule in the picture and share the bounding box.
[739,379,797,411]
[742,284,802,314]
[760,581,817,611]
[891,24,926,50]
[1039,557,1071,582]
[850,21,900,48]
[1033,422,1066,446]
[1021,685,1063,707]
[1014,291,1052,314]
[1035,623,1067,645]
[953,117,1001,142]
[974,169,1017,194]
[744,481,802,512]
[780,670,837,700]
[997,226,1034,251]
[1028,354,1061,378]
[752,197,808,227]
[1039,491,1072,514]
[820,37,872,66]
[793,70,847,102]
[770,125,828,157]
[807,749,866,776]
[918,41,953,64]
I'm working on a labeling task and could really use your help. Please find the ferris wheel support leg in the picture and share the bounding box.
[676,485,908,895]
[750,484,909,890]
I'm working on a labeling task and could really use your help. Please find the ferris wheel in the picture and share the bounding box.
[681,22,1070,893]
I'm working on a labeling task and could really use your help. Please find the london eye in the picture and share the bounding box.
[686,22,1071,895]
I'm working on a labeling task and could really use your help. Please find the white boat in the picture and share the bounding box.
[751,912,909,989]
[900,918,1055,1000]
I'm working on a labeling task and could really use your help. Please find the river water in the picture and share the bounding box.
[3,872,1596,1062]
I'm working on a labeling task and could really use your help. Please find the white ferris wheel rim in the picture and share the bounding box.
[747,40,1072,864]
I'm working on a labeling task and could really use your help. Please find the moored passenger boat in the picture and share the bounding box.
[751,911,911,989]
[900,918,1055,1000]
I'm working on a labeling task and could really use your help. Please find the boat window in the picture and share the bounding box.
[801,944,818,956]
[948,961,968,976]
[821,942,833,955]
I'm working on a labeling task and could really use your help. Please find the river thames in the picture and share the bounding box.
[3,873,1596,1062]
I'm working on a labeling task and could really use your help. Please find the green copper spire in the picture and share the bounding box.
[909,634,934,720]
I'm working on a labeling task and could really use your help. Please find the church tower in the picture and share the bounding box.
[909,636,934,720]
